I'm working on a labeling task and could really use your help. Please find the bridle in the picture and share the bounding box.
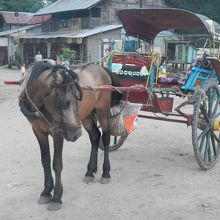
[23,76,60,134]
[20,66,82,135]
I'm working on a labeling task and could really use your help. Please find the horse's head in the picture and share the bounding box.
[44,66,83,142]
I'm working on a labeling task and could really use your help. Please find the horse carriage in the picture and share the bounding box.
[98,8,220,170]
[19,8,220,210]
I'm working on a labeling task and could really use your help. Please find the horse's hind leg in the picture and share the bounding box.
[33,129,54,205]
[47,133,64,211]
[96,110,111,184]
[82,115,101,183]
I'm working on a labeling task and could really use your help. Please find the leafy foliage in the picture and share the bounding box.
[61,48,76,64]
[165,0,220,24]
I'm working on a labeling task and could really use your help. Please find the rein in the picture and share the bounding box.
[22,73,59,134]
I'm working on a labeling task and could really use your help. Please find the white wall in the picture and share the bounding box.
[0,38,8,46]
[8,38,17,63]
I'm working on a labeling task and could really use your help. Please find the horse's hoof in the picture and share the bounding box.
[83,176,95,184]
[38,196,51,204]
[100,177,110,184]
[47,202,62,211]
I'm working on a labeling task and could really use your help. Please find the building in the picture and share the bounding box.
[0,0,166,66]
[19,0,166,64]
[0,12,50,66]
[0,11,34,65]
[0,11,34,31]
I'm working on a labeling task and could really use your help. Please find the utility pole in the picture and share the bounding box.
[14,12,20,66]
[140,0,143,8]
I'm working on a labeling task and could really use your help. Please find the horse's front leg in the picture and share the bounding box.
[82,116,101,183]
[47,133,64,211]
[33,129,54,204]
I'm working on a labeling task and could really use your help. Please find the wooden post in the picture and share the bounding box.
[47,42,51,58]
[140,0,143,8]
[100,31,103,65]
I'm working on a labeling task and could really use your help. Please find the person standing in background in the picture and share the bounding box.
[34,51,43,62]
[50,51,59,64]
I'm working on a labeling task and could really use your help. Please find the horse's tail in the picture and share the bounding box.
[104,67,122,107]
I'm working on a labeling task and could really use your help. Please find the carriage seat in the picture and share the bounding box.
[157,77,179,85]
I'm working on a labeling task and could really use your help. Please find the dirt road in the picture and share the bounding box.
[0,67,220,220]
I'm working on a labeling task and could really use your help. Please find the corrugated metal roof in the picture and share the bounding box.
[28,15,51,25]
[35,0,102,16]
[19,24,122,39]
[0,24,40,37]
[0,11,33,24]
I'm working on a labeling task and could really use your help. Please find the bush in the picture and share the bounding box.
[8,63,13,69]
[62,48,76,64]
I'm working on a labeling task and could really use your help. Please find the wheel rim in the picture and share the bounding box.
[192,82,220,169]
[99,135,127,152]
[95,116,127,152]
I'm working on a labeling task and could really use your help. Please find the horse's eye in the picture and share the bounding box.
[55,92,59,97]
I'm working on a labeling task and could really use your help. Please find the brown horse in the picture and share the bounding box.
[19,60,120,211]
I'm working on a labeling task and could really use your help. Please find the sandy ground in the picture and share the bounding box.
[0,67,220,220]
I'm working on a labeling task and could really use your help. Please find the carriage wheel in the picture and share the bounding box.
[99,135,128,152]
[192,81,220,170]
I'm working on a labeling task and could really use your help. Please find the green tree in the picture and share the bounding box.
[165,0,220,24]
[61,48,76,64]
[0,0,44,13]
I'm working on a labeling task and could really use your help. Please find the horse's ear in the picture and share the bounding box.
[67,70,79,82]
[67,70,82,101]
[51,67,64,84]
[55,72,64,84]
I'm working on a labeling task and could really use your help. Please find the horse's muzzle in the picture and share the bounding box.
[61,127,82,142]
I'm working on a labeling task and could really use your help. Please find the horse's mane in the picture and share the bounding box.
[19,60,61,99]
[28,60,55,84]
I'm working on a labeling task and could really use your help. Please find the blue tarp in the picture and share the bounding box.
[124,40,137,52]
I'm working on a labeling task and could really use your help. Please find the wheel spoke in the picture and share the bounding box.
[199,131,206,152]
[211,132,217,155]
[208,89,214,117]
[198,126,209,141]
[200,104,210,123]
[212,95,220,117]
[114,136,117,145]
[213,132,220,142]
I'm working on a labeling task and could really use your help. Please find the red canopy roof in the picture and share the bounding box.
[118,8,212,42]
